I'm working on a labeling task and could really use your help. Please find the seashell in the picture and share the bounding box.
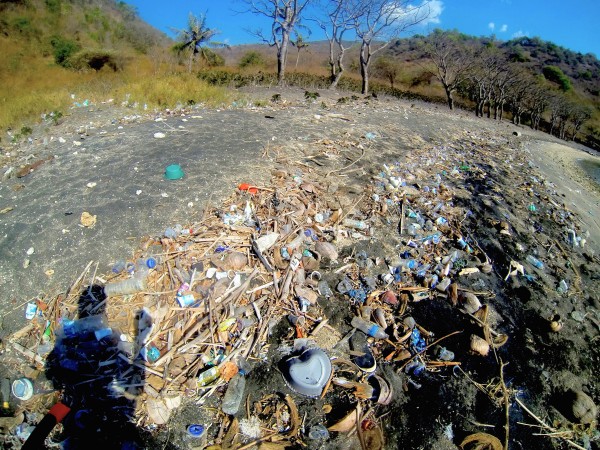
[549,314,563,332]
[470,334,490,356]
[381,290,398,306]
[480,262,493,273]
[272,169,288,178]
[449,283,458,305]
[459,292,482,314]
[314,241,338,261]
[359,416,384,450]
[212,251,247,270]
[295,285,318,305]
[369,374,393,405]
[373,308,387,328]
[301,250,321,271]
[403,316,416,329]
[570,390,597,424]
[395,349,412,361]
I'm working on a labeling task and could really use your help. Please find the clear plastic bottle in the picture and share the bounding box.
[398,259,417,270]
[221,371,246,415]
[103,277,147,297]
[343,219,369,230]
[351,316,389,339]
[104,259,149,296]
[526,255,544,270]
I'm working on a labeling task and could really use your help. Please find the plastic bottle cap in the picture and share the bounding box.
[146,257,157,269]
[187,424,205,437]
[11,378,34,401]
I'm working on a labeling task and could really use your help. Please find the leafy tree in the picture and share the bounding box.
[542,65,571,91]
[373,56,400,88]
[241,0,312,85]
[172,13,228,73]
[239,51,265,68]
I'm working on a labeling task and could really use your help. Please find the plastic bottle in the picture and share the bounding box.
[351,316,389,339]
[398,259,417,270]
[221,371,246,415]
[343,219,369,230]
[197,366,220,387]
[557,279,569,294]
[61,315,108,338]
[526,255,544,270]
[104,259,149,296]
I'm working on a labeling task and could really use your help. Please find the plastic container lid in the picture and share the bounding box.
[165,164,184,180]
[11,378,33,401]
[187,424,205,437]
[281,348,332,397]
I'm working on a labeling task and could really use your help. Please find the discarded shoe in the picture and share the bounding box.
[350,331,376,373]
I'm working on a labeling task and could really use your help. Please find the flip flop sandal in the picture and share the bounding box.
[350,331,376,373]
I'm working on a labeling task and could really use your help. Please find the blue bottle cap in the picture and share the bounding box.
[146,257,157,269]
[187,424,205,437]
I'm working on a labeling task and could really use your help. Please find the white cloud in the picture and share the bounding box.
[512,30,528,38]
[488,22,495,31]
[392,0,444,26]
[421,0,444,25]
[500,24,508,32]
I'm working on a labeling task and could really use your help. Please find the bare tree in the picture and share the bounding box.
[524,83,549,130]
[313,0,365,88]
[569,104,592,141]
[242,0,312,85]
[353,0,430,95]
[422,29,472,110]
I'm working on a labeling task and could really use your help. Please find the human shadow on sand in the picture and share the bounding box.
[43,285,152,449]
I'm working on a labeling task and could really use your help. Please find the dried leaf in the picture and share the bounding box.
[460,432,503,450]
[328,404,361,433]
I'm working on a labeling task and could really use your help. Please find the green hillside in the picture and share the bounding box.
[0,0,234,135]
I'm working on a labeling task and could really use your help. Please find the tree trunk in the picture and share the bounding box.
[188,49,194,73]
[329,69,343,89]
[295,49,300,69]
[277,31,291,86]
[360,42,369,95]
[330,51,345,89]
[444,85,454,110]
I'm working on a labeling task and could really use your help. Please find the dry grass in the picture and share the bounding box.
[0,41,233,133]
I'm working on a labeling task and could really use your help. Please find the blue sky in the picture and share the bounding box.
[126,0,600,56]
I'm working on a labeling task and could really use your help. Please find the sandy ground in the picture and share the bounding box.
[1,87,599,449]
[527,140,600,245]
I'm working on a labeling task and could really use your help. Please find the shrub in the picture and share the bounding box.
[239,51,264,69]
[45,0,61,14]
[542,65,571,91]
[50,36,81,67]
[68,49,125,71]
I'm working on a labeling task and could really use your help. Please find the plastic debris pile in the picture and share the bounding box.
[1,133,598,449]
